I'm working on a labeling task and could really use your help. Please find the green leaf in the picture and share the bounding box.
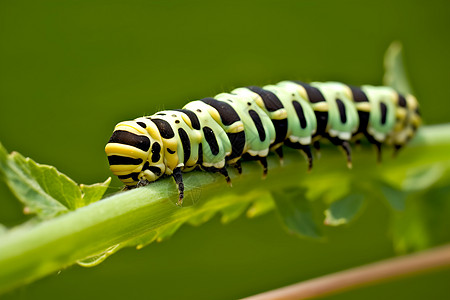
[390,196,430,254]
[187,210,217,226]
[134,231,158,250]
[272,188,322,239]
[402,164,446,192]
[383,41,412,94]
[22,153,82,210]
[0,143,111,218]
[156,222,184,242]
[79,230,161,267]
[380,183,408,211]
[421,186,450,246]
[221,201,249,224]
[246,192,275,218]
[0,143,69,218]
[391,185,450,253]
[324,194,366,226]
[77,244,121,267]
[80,177,112,208]
[303,174,351,204]
[0,224,7,236]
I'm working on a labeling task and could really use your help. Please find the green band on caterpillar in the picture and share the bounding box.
[105,80,421,205]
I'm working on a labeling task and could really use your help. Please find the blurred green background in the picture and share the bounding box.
[0,0,449,299]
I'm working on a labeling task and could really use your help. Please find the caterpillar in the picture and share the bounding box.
[105,81,421,205]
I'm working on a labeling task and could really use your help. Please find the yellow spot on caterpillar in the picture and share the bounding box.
[396,108,407,119]
[297,85,308,99]
[115,122,147,135]
[208,108,221,124]
[110,164,142,173]
[312,102,329,112]
[228,121,244,133]
[105,143,147,159]
[271,109,288,120]
[343,85,353,99]
[180,114,192,127]
[355,102,371,112]
[254,97,264,108]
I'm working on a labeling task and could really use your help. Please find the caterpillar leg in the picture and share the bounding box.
[283,140,313,171]
[258,157,268,179]
[393,144,403,158]
[363,133,384,163]
[341,141,353,169]
[136,178,150,188]
[218,167,232,187]
[123,178,149,191]
[233,161,242,175]
[202,166,232,186]
[123,184,137,191]
[274,147,284,166]
[313,141,321,159]
[299,144,313,172]
[172,167,184,206]
[241,154,268,178]
[374,142,382,163]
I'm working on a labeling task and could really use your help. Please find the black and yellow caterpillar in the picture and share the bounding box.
[105,81,421,205]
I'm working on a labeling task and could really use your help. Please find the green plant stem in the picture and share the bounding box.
[0,124,449,294]
[243,243,450,300]
[409,123,450,146]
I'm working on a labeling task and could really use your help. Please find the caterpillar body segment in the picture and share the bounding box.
[105,81,421,205]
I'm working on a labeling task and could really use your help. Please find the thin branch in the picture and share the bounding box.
[243,244,450,300]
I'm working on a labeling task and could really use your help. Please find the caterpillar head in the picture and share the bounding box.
[105,117,165,186]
